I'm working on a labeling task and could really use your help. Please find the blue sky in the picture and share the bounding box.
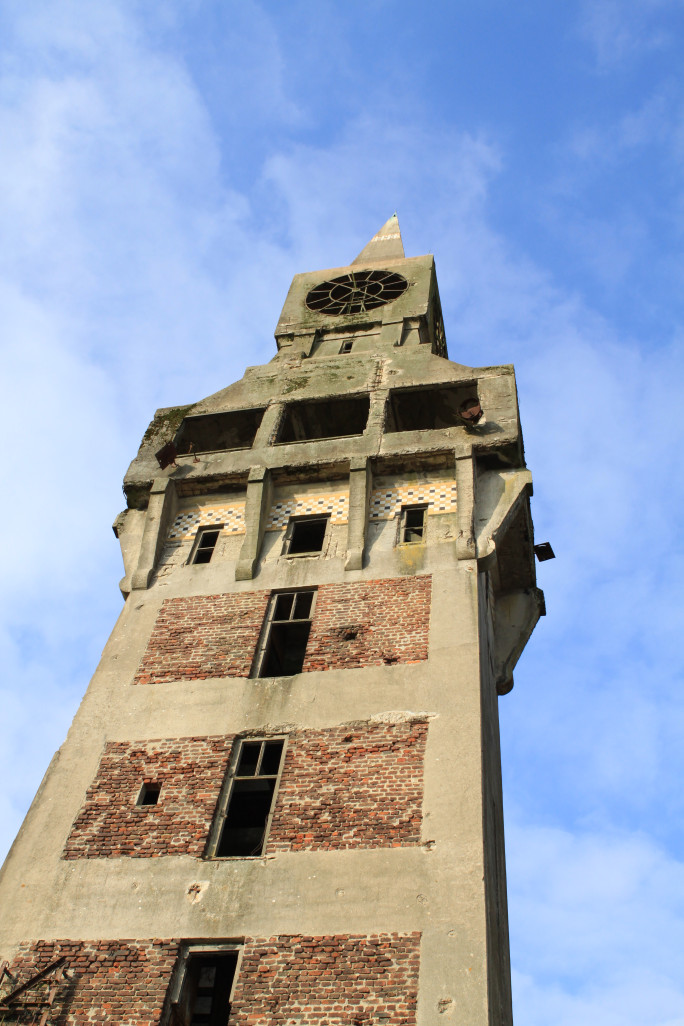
[1,1,683,1022]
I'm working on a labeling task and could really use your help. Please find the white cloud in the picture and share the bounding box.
[578,0,675,70]
[507,819,684,1025]
[1,4,684,1024]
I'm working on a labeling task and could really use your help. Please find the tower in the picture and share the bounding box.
[0,217,543,1026]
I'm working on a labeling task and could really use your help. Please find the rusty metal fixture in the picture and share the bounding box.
[155,440,178,470]
[0,956,68,1025]
[534,542,555,561]
[458,397,483,423]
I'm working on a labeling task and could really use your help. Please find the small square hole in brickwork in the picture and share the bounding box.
[137,782,161,806]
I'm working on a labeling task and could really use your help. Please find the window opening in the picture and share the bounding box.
[258,590,315,677]
[215,739,285,857]
[191,527,221,565]
[385,384,478,432]
[137,782,161,806]
[174,407,265,456]
[172,948,239,1026]
[285,515,329,555]
[339,339,354,354]
[400,505,427,544]
[277,394,370,443]
[305,269,408,315]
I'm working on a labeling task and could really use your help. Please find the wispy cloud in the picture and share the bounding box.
[578,0,675,70]
[508,819,684,1026]
[1,2,684,1023]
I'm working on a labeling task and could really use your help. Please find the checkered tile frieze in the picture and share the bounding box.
[266,490,349,531]
[369,480,458,520]
[167,502,246,540]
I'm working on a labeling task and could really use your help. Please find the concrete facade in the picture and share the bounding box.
[0,216,544,1026]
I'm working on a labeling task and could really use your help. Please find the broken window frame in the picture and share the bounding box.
[166,943,242,1026]
[397,504,428,545]
[253,589,317,679]
[282,514,330,557]
[206,737,288,860]
[188,526,223,566]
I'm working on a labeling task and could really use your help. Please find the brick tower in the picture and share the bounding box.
[0,217,544,1026]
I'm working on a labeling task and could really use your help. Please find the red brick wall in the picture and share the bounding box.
[231,932,420,1026]
[132,576,431,686]
[62,720,427,860]
[302,576,431,672]
[3,934,420,1026]
[268,719,427,852]
[133,591,270,685]
[2,939,178,1025]
[62,737,230,859]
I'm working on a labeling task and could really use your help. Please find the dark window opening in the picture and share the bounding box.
[285,516,329,555]
[216,739,285,857]
[400,505,427,544]
[339,339,354,354]
[259,591,314,677]
[175,407,266,456]
[137,782,161,806]
[192,528,221,565]
[277,395,370,443]
[385,385,477,433]
[173,950,239,1026]
[262,624,311,676]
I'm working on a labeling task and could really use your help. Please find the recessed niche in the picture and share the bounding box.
[175,408,266,455]
[385,384,478,433]
[277,395,370,443]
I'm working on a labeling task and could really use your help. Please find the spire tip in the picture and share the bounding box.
[352,214,405,264]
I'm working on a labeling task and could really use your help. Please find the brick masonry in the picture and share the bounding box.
[302,576,431,672]
[2,933,419,1026]
[133,591,270,685]
[1,939,178,1025]
[62,737,231,860]
[230,932,420,1026]
[268,719,427,852]
[133,576,431,685]
[62,720,427,860]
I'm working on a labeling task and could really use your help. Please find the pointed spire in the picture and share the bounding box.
[352,214,405,265]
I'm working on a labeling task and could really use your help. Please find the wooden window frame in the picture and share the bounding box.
[252,589,317,678]
[282,514,330,557]
[397,504,428,545]
[205,736,288,860]
[188,526,223,566]
[166,943,243,1026]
